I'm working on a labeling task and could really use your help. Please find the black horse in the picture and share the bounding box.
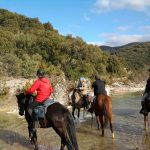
[16,93,78,150]
[71,89,90,119]
[141,96,150,130]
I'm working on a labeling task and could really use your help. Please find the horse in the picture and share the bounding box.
[71,89,90,119]
[16,93,78,150]
[93,94,114,138]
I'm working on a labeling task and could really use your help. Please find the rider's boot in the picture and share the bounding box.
[88,102,94,113]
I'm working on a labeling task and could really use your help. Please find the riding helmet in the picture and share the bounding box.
[36,69,45,77]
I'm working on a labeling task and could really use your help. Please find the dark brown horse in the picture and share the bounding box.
[16,93,78,150]
[93,94,114,138]
[71,89,90,119]
[141,97,150,130]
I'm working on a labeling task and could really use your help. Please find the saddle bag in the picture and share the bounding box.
[147,95,150,101]
[32,105,45,120]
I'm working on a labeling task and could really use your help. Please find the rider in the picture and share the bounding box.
[92,74,107,96]
[25,69,53,126]
[76,77,89,109]
[140,69,150,114]
[88,74,107,113]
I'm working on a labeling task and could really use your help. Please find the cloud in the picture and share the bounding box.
[139,25,150,32]
[89,33,150,46]
[93,0,150,13]
[117,26,129,31]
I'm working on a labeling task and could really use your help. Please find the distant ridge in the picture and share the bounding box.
[100,42,150,70]
[100,42,144,52]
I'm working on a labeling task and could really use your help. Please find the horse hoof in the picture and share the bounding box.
[112,133,115,139]
[34,145,38,150]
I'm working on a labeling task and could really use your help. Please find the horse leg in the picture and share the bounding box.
[107,109,114,138]
[77,108,80,118]
[99,116,104,136]
[83,108,85,119]
[91,113,94,128]
[60,140,65,150]
[96,115,100,130]
[144,115,148,130]
[109,119,114,139]
[28,123,33,140]
[30,126,38,150]
[60,138,74,150]
[72,106,76,119]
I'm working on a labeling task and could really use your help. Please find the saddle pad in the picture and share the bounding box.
[43,99,58,112]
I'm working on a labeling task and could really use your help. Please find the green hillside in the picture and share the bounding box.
[100,42,150,71]
[0,9,127,80]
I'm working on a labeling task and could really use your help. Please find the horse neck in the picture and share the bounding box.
[25,95,34,109]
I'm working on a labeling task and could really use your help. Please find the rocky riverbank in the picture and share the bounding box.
[0,77,146,113]
[108,82,145,95]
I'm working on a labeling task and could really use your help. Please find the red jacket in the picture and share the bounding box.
[26,77,53,103]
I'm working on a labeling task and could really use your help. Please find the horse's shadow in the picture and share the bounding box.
[0,129,33,149]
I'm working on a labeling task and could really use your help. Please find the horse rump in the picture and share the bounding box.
[46,102,78,150]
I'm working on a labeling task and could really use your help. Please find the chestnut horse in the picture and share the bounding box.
[16,93,78,150]
[94,94,114,138]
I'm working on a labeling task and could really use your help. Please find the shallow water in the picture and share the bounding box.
[0,93,150,150]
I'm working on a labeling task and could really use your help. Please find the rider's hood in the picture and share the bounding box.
[39,77,50,83]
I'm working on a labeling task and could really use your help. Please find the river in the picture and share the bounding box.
[0,93,150,150]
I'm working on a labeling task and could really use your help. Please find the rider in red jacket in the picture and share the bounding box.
[26,69,53,116]
[26,76,53,102]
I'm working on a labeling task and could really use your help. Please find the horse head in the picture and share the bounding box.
[16,93,34,116]
[16,93,26,116]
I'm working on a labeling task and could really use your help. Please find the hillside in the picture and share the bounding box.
[100,42,150,71]
[0,9,126,81]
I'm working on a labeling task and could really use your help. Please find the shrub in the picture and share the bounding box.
[0,82,9,96]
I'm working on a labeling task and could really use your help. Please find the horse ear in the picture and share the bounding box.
[16,88,22,95]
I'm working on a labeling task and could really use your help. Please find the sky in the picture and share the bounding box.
[1,0,150,46]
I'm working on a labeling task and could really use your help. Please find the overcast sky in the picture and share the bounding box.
[1,0,150,46]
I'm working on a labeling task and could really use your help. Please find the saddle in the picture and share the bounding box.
[146,93,150,101]
[32,99,56,120]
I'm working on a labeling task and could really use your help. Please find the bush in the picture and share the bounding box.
[0,82,9,96]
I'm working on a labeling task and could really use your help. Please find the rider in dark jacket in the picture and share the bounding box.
[140,69,150,114]
[88,74,107,113]
[92,74,107,96]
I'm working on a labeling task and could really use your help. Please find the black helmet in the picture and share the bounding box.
[36,69,45,77]
[95,74,100,79]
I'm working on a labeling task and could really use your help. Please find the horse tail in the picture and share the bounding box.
[103,104,108,127]
[65,112,78,150]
